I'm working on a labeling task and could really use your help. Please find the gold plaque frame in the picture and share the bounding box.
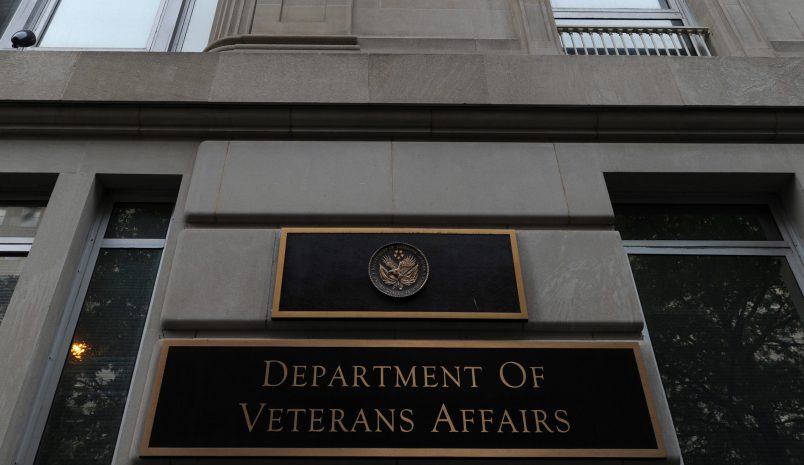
[271,228,528,320]
[140,339,666,459]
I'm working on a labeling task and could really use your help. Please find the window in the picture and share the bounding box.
[172,0,219,52]
[617,201,804,465]
[552,0,711,56]
[28,201,173,465]
[0,202,46,325]
[0,0,219,51]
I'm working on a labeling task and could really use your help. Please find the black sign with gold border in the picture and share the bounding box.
[272,228,528,319]
[140,339,666,459]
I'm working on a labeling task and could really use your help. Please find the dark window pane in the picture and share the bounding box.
[0,255,24,325]
[630,255,804,465]
[35,248,162,465]
[0,203,46,237]
[103,203,173,239]
[615,204,783,241]
[0,0,24,33]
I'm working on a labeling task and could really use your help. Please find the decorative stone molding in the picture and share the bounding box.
[203,0,563,54]
[209,0,257,44]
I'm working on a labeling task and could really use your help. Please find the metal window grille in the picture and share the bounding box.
[553,0,712,56]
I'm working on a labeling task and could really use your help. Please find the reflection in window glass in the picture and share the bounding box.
[35,249,163,465]
[39,0,162,48]
[104,203,173,239]
[0,0,24,34]
[555,18,677,26]
[0,204,46,237]
[631,255,804,465]
[0,256,24,324]
[180,0,218,51]
[614,204,783,241]
[552,0,669,8]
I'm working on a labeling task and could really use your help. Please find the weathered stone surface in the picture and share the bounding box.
[214,141,392,222]
[554,143,614,225]
[369,54,489,104]
[518,230,643,332]
[595,143,794,173]
[211,53,369,103]
[485,56,684,106]
[161,229,276,329]
[669,57,804,106]
[391,142,567,223]
[184,141,229,222]
[354,0,516,39]
[0,51,78,100]
[63,53,218,101]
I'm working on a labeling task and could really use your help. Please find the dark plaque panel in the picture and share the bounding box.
[141,340,665,458]
[273,229,527,319]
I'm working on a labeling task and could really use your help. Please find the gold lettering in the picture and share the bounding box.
[529,366,545,388]
[555,409,571,433]
[328,366,348,388]
[311,365,326,387]
[292,365,307,387]
[460,409,476,433]
[395,366,418,388]
[330,408,348,432]
[497,409,518,433]
[519,409,531,433]
[479,409,494,433]
[263,360,287,387]
[268,408,284,432]
[499,361,526,389]
[309,409,325,432]
[352,365,370,387]
[399,408,415,433]
[532,409,554,433]
[431,404,458,433]
[239,402,266,433]
[351,409,372,433]
[375,408,395,432]
[373,365,391,387]
[441,366,461,388]
[287,408,305,432]
[422,366,438,388]
[464,366,482,388]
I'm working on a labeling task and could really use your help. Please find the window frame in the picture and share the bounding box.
[170,0,218,52]
[615,195,804,463]
[616,195,804,267]
[14,193,174,465]
[0,0,199,51]
[552,0,692,24]
[0,199,47,253]
[551,0,710,56]
[1,199,48,324]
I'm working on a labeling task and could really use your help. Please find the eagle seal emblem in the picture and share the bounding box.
[369,243,429,298]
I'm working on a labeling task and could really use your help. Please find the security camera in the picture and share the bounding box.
[11,30,36,49]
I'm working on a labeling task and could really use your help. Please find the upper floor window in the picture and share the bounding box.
[1,0,218,51]
[553,0,711,56]
[39,0,163,49]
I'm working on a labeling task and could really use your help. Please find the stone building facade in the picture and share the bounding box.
[1,1,803,464]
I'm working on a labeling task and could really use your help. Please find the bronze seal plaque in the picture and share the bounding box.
[369,243,429,298]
